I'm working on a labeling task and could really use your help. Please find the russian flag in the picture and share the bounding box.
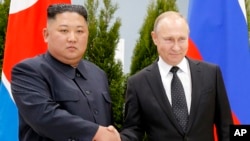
[187,0,250,125]
[0,0,71,140]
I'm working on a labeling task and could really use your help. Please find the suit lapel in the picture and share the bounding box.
[186,58,203,132]
[145,61,183,132]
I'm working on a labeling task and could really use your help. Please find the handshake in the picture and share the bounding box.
[92,125,121,141]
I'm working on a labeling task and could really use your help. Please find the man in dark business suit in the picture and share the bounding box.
[120,11,233,141]
[11,4,120,141]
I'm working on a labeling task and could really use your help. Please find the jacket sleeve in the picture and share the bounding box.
[11,61,99,141]
[214,66,233,141]
[120,77,145,141]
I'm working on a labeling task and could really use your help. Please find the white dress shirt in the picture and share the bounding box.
[157,56,192,114]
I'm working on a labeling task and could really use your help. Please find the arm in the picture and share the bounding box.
[11,61,98,140]
[214,66,233,141]
[120,78,145,141]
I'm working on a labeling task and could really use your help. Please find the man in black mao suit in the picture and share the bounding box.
[120,11,233,141]
[11,4,120,141]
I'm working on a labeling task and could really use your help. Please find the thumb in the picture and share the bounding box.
[107,125,116,132]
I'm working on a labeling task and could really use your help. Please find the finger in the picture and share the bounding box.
[107,125,116,132]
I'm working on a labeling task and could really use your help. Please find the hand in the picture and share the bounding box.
[92,125,121,141]
[107,125,121,141]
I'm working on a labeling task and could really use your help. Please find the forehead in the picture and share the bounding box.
[156,18,189,34]
[159,17,185,27]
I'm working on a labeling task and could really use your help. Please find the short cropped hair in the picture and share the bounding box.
[153,11,189,33]
[47,4,88,22]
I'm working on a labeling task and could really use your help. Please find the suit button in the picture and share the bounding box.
[94,109,99,115]
[85,90,91,95]
[76,73,81,77]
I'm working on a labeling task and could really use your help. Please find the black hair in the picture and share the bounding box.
[47,4,88,21]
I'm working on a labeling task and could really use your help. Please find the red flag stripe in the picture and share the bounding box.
[0,1,71,140]
[3,0,71,81]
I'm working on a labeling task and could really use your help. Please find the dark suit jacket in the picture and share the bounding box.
[120,58,233,141]
[11,52,112,141]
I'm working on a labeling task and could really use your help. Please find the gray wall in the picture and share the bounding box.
[73,0,189,73]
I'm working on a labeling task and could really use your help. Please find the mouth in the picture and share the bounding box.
[67,46,76,49]
[171,53,180,56]
[67,46,77,51]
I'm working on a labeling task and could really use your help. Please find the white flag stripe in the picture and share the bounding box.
[238,0,247,22]
[1,72,14,103]
[9,0,38,14]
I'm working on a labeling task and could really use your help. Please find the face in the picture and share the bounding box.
[43,12,89,67]
[151,17,189,66]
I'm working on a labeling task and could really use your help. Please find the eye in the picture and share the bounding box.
[60,29,68,33]
[77,30,84,34]
[165,37,172,41]
[178,37,187,43]
[164,37,174,43]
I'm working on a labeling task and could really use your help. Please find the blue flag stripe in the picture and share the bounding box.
[188,0,250,124]
[0,81,18,140]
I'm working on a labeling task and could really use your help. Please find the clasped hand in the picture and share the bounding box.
[92,125,121,141]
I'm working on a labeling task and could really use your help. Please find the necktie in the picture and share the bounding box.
[170,66,188,131]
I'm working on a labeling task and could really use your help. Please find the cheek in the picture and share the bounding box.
[182,43,189,52]
[47,33,65,44]
[48,36,65,49]
[78,35,88,45]
[157,46,167,58]
[158,44,169,52]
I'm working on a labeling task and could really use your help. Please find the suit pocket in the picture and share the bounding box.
[200,88,214,96]
[53,89,80,102]
[199,88,216,106]
[102,91,112,103]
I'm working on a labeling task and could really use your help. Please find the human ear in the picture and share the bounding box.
[42,28,49,43]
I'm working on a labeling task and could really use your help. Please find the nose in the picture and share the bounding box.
[68,32,77,42]
[172,41,181,51]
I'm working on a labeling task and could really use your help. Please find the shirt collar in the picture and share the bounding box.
[45,52,87,79]
[158,56,189,76]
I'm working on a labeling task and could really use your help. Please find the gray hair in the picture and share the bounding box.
[153,11,189,32]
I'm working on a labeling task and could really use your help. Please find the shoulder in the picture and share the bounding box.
[129,61,158,81]
[11,54,47,81]
[81,60,106,75]
[13,54,45,70]
[188,57,219,69]
[187,57,222,74]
